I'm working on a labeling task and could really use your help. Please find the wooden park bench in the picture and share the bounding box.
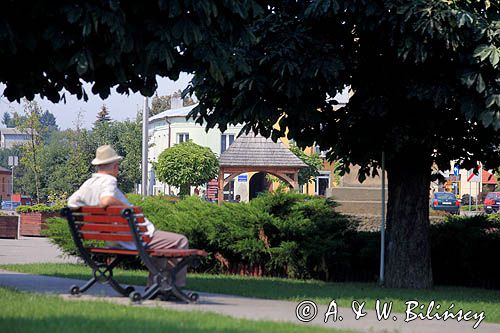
[61,206,207,303]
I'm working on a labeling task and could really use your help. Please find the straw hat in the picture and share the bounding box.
[91,145,123,165]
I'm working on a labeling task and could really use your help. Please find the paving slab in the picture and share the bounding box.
[1,269,499,333]
[0,236,79,264]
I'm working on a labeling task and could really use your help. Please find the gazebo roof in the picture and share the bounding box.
[219,134,307,168]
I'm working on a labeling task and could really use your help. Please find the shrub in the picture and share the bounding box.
[431,213,500,288]
[45,192,500,288]
[251,191,356,280]
[46,192,358,280]
[16,203,64,214]
[43,217,104,257]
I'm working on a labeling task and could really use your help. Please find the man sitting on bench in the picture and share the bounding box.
[67,144,189,289]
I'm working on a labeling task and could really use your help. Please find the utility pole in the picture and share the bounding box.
[141,97,149,197]
[8,155,18,198]
[379,151,386,285]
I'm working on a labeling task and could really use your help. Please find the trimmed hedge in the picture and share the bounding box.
[46,192,361,280]
[431,214,500,288]
[16,203,64,214]
[44,193,500,288]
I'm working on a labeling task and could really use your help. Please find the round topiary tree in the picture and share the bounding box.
[154,141,219,196]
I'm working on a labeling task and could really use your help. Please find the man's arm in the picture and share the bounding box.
[100,196,127,208]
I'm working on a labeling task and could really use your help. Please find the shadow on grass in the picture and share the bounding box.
[1,317,226,333]
[9,266,499,306]
[186,275,500,305]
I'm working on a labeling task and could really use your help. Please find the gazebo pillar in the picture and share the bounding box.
[292,172,299,190]
[217,168,224,205]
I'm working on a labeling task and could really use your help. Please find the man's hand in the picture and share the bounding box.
[100,196,126,208]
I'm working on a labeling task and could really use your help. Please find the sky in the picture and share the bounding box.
[0,73,193,130]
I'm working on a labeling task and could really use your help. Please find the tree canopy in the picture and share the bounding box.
[0,0,498,288]
[0,1,259,102]
[185,0,499,288]
[1,112,14,128]
[154,141,219,196]
[289,144,323,186]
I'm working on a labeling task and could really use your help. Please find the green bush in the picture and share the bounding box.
[43,217,103,257]
[431,213,500,288]
[46,192,357,280]
[45,193,500,287]
[16,203,64,214]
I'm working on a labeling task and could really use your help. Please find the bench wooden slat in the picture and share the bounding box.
[81,232,151,243]
[79,224,147,233]
[79,206,142,215]
[75,215,145,224]
[149,249,208,257]
[89,248,208,257]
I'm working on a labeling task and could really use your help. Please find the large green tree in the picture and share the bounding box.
[0,1,498,288]
[15,100,46,203]
[187,1,499,289]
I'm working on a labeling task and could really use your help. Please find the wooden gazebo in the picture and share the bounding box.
[217,134,307,203]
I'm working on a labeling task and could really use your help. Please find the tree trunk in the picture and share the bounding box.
[179,184,190,196]
[385,152,433,289]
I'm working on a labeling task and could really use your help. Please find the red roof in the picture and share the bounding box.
[482,170,497,184]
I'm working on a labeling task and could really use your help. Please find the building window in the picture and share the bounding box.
[176,133,189,144]
[221,134,235,154]
[314,171,331,196]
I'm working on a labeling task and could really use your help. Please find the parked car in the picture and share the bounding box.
[483,192,500,214]
[1,201,22,211]
[431,192,460,214]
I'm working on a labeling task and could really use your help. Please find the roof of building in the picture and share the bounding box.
[483,169,497,185]
[0,127,29,135]
[0,166,10,173]
[219,134,308,168]
[148,103,199,122]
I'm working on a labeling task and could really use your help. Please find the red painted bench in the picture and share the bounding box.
[61,206,207,303]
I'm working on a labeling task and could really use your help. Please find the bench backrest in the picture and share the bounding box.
[70,206,151,244]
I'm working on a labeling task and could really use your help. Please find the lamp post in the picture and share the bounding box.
[379,151,386,285]
[141,97,149,197]
[7,155,18,197]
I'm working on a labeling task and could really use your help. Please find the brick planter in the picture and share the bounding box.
[19,212,57,237]
[0,216,19,239]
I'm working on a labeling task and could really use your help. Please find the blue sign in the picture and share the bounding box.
[237,175,248,182]
[453,165,460,176]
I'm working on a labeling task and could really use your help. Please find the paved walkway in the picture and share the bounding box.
[0,236,79,264]
[0,238,499,333]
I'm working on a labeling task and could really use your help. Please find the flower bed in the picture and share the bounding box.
[17,204,61,237]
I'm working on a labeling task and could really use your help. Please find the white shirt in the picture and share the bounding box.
[67,173,155,249]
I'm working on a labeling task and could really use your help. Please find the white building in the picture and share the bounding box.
[148,102,247,200]
[0,128,30,148]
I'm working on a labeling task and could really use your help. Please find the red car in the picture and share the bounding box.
[484,192,500,214]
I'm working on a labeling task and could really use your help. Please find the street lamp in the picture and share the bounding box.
[142,97,149,197]
[7,155,18,197]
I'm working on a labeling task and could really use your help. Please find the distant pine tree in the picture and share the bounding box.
[1,112,14,127]
[95,104,111,124]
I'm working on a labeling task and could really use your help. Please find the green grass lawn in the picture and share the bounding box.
[0,287,350,333]
[2,263,500,324]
